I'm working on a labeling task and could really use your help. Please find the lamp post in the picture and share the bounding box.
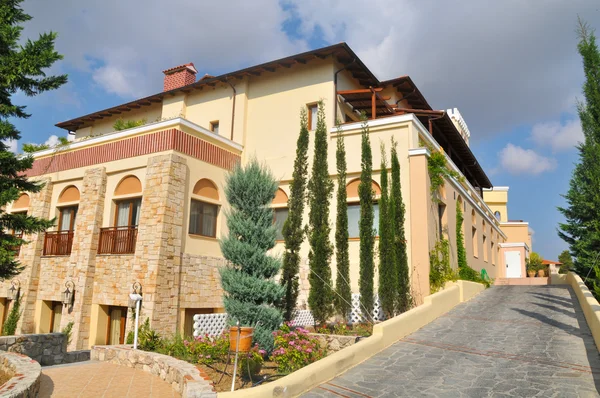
[62,281,75,309]
[128,282,142,350]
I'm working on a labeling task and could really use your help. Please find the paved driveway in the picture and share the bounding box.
[302,286,600,398]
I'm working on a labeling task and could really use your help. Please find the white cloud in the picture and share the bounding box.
[498,144,556,175]
[44,135,60,147]
[2,139,18,153]
[21,0,307,99]
[530,119,583,152]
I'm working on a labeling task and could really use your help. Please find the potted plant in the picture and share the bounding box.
[526,252,544,278]
[229,325,254,353]
[537,267,546,277]
[239,344,265,379]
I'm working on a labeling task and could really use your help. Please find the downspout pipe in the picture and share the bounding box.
[334,58,356,124]
[225,78,236,141]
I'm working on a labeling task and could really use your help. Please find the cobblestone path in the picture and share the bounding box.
[302,286,600,398]
[40,360,179,397]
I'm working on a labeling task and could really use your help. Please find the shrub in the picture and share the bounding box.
[113,118,146,131]
[2,296,21,336]
[137,318,162,351]
[316,322,372,337]
[239,344,266,379]
[159,334,189,360]
[271,323,326,373]
[186,333,229,365]
[61,321,74,346]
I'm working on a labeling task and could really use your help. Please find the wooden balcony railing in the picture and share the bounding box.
[11,233,23,256]
[98,226,138,255]
[43,231,74,256]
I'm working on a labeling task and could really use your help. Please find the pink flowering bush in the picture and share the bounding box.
[184,333,229,365]
[271,323,326,373]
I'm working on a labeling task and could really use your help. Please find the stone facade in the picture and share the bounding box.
[91,345,216,398]
[179,254,225,309]
[0,333,89,366]
[0,352,41,398]
[8,150,231,349]
[135,153,187,335]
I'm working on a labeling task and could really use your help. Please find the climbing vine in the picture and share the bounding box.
[427,150,462,202]
[429,239,457,293]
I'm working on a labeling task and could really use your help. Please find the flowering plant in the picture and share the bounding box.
[239,344,265,378]
[184,333,229,365]
[271,323,326,373]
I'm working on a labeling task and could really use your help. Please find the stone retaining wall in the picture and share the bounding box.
[91,345,216,398]
[0,352,41,398]
[309,333,358,353]
[0,333,90,366]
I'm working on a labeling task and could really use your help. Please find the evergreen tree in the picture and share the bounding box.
[0,0,67,279]
[390,138,410,313]
[2,296,20,336]
[558,250,574,274]
[558,19,600,278]
[378,143,396,318]
[358,121,375,319]
[307,101,334,325]
[219,159,285,352]
[280,108,310,321]
[334,131,351,320]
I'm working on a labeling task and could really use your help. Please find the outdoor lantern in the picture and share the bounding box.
[128,282,142,309]
[7,280,19,301]
[62,281,75,307]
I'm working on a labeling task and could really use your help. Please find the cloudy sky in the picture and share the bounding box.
[10,0,600,260]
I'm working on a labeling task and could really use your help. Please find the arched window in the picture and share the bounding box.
[346,179,381,238]
[11,193,30,211]
[494,210,501,221]
[189,179,220,238]
[57,186,80,232]
[113,176,142,227]
[272,188,289,241]
[45,186,80,256]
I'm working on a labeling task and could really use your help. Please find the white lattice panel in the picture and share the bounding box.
[350,294,385,323]
[290,310,315,327]
[193,313,228,337]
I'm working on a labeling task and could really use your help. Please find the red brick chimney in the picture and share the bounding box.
[162,63,198,91]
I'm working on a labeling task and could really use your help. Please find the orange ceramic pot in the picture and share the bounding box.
[229,326,253,353]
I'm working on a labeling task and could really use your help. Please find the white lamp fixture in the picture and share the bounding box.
[62,281,75,307]
[129,282,143,350]
[7,280,19,301]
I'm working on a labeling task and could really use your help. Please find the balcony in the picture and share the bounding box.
[98,227,137,255]
[43,231,74,256]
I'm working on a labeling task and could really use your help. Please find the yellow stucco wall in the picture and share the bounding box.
[501,223,531,249]
[483,188,508,222]
[74,105,162,139]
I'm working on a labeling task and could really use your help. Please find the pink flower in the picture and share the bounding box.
[289,341,295,346]
[259,349,266,355]
[306,348,312,353]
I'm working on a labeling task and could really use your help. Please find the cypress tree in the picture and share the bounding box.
[280,108,310,321]
[0,0,67,278]
[559,19,600,283]
[307,101,334,325]
[390,138,410,312]
[219,159,285,352]
[378,143,396,318]
[358,121,375,319]
[334,131,351,321]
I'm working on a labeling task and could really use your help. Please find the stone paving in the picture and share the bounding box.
[39,360,179,397]
[302,285,600,398]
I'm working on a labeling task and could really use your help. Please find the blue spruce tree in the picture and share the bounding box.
[219,159,285,352]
